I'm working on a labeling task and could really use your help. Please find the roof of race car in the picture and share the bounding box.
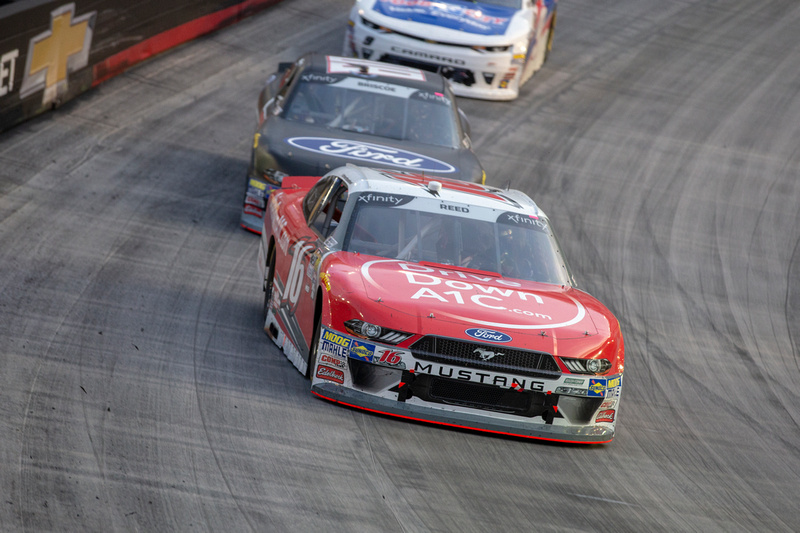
[335,164,542,216]
[296,53,446,93]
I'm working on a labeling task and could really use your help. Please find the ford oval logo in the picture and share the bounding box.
[286,137,457,173]
[465,328,512,343]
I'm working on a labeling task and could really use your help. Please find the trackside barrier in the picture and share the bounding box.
[0,0,282,133]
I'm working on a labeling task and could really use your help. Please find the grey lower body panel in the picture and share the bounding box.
[311,381,615,444]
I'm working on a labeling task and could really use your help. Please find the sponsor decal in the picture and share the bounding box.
[356,192,414,206]
[500,212,546,228]
[326,56,426,82]
[302,73,338,84]
[564,378,585,385]
[320,337,350,359]
[331,76,418,98]
[244,195,264,208]
[414,361,544,391]
[375,348,406,368]
[316,365,345,384]
[440,203,469,213]
[320,352,347,369]
[350,340,376,362]
[361,260,587,330]
[286,138,456,173]
[390,47,465,66]
[243,204,263,218]
[1,50,19,97]
[607,377,621,389]
[587,379,607,398]
[600,399,617,410]
[373,0,515,36]
[319,271,332,291]
[249,178,267,191]
[416,91,449,105]
[465,328,512,343]
[20,4,97,106]
[321,329,352,348]
[596,409,615,423]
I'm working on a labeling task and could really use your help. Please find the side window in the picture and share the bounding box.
[309,179,348,237]
[303,176,333,221]
[278,65,296,98]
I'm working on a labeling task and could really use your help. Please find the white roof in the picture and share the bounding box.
[336,164,542,217]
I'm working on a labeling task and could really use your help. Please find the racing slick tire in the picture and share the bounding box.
[544,9,556,63]
[306,309,322,380]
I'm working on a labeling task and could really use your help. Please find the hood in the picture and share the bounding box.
[367,0,519,37]
[356,259,603,351]
[264,118,479,177]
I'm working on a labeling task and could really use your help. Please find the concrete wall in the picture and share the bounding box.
[0,0,281,132]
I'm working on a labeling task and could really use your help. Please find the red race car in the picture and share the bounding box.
[258,165,624,443]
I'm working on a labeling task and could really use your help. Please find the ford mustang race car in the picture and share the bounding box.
[258,165,624,443]
[344,0,556,100]
[241,53,484,233]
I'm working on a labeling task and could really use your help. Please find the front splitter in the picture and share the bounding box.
[311,382,615,444]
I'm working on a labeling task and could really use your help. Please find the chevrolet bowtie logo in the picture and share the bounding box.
[19,3,97,105]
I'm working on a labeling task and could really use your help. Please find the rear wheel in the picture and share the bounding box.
[263,245,276,319]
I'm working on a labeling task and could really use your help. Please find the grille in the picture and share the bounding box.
[420,374,542,417]
[379,55,476,87]
[411,336,560,378]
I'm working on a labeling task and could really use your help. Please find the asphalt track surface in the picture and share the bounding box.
[1,0,799,531]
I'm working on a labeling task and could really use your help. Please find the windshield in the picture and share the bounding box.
[344,195,571,285]
[282,75,460,148]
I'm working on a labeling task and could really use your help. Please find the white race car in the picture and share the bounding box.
[344,0,556,101]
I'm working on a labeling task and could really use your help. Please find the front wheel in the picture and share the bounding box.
[544,9,556,63]
[306,317,322,380]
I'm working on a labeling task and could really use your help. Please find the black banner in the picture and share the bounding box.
[0,0,281,132]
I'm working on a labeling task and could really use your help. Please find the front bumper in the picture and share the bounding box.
[310,327,622,444]
[346,20,522,101]
[312,381,615,443]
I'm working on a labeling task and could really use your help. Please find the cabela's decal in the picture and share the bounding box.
[285,138,456,173]
[361,259,587,330]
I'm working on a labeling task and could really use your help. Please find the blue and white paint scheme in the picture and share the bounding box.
[344,0,558,101]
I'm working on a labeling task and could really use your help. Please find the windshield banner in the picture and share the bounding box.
[372,0,515,36]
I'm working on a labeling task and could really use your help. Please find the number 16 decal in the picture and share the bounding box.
[285,240,314,312]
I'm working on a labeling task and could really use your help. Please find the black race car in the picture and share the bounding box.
[240,53,485,233]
